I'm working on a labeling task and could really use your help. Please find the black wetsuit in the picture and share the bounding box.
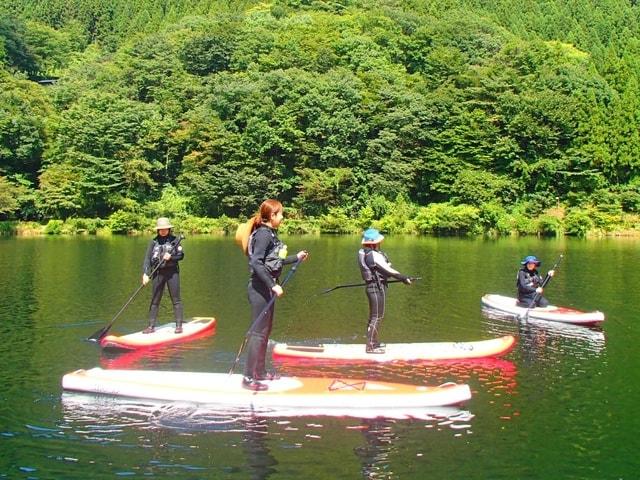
[142,234,184,328]
[244,225,297,380]
[358,247,409,348]
[516,266,549,308]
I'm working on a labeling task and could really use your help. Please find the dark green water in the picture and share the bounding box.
[0,235,637,479]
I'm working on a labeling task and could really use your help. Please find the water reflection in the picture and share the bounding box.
[481,306,606,356]
[99,336,214,370]
[61,393,474,478]
[353,418,398,479]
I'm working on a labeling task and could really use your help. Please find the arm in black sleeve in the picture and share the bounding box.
[283,253,299,265]
[142,240,154,275]
[249,229,277,288]
[371,250,408,281]
[170,237,184,262]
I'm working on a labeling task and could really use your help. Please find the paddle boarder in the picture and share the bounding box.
[243,199,308,391]
[358,228,412,354]
[142,217,184,334]
[516,255,555,308]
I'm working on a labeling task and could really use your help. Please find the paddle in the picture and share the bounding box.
[520,254,564,321]
[229,257,303,375]
[320,277,421,295]
[86,234,185,343]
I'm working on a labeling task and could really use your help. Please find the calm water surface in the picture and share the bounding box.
[0,235,638,479]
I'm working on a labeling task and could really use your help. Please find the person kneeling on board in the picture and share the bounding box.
[358,228,412,354]
[516,255,554,308]
[142,217,184,334]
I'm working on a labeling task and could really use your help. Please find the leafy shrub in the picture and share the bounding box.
[145,185,189,219]
[178,216,224,234]
[620,191,640,213]
[591,189,622,214]
[0,221,17,235]
[414,203,482,235]
[64,218,105,234]
[109,210,145,234]
[478,202,511,235]
[537,215,563,236]
[510,212,539,236]
[564,209,593,237]
[44,219,64,234]
[318,207,358,233]
[377,194,417,234]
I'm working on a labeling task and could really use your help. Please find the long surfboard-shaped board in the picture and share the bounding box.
[272,335,516,363]
[481,294,604,325]
[99,317,216,351]
[62,368,472,412]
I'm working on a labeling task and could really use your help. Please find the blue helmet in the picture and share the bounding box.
[361,228,384,244]
[521,255,541,266]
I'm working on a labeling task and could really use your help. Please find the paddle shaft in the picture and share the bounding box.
[321,277,421,295]
[87,235,184,342]
[523,254,564,318]
[229,258,303,375]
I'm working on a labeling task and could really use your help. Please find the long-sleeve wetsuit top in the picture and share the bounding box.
[248,225,298,289]
[516,267,544,302]
[142,234,184,275]
[358,248,409,287]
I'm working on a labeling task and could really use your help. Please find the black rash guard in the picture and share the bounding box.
[516,267,549,307]
[142,234,184,275]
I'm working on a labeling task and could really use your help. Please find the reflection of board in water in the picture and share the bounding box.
[61,392,475,426]
[481,305,606,353]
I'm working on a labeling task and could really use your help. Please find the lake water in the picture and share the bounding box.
[0,235,638,479]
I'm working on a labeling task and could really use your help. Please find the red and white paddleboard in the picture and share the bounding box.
[61,368,472,413]
[99,317,216,351]
[481,294,604,325]
[272,335,516,363]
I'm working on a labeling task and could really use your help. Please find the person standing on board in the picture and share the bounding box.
[358,228,412,354]
[516,255,554,308]
[142,217,184,334]
[243,199,308,391]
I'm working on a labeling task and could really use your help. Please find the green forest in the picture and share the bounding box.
[2,0,640,237]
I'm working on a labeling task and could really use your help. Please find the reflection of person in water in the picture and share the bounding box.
[241,417,278,479]
[517,321,548,365]
[353,418,398,479]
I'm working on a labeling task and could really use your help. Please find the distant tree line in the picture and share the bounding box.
[2,0,640,236]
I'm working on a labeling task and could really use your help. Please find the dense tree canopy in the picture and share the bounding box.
[1,0,640,234]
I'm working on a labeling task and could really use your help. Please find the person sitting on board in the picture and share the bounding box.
[358,228,412,354]
[243,199,309,391]
[142,217,185,334]
[516,255,555,308]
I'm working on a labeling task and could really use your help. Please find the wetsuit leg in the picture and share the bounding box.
[148,272,167,327]
[366,284,385,348]
[165,269,183,328]
[245,281,273,379]
[536,296,549,308]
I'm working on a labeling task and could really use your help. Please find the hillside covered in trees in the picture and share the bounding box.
[2,0,640,236]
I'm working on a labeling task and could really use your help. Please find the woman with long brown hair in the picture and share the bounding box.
[243,199,308,391]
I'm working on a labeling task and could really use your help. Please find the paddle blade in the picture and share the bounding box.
[86,325,110,343]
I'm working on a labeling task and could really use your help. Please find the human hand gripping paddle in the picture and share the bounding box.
[87,234,185,343]
[229,256,304,375]
[319,277,421,295]
[520,254,564,321]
